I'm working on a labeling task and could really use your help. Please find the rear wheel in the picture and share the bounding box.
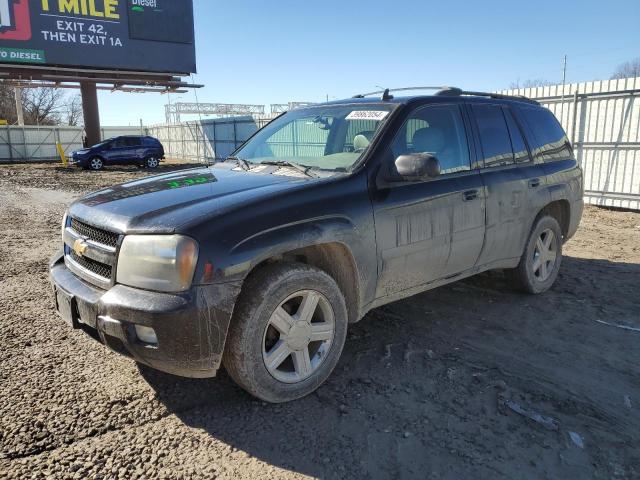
[508,215,563,294]
[223,262,348,403]
[88,157,103,171]
[145,156,159,169]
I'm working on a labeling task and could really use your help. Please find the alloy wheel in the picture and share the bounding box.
[262,290,335,383]
[532,228,557,281]
[90,158,103,170]
[147,157,159,168]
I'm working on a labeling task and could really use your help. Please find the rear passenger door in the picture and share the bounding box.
[123,136,144,164]
[470,103,549,266]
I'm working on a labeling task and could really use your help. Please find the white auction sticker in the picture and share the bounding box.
[346,110,389,121]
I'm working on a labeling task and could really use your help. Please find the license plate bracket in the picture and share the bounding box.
[55,286,78,329]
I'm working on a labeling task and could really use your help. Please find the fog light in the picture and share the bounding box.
[134,325,158,345]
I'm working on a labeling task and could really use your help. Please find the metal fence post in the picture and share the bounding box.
[571,90,579,145]
[7,125,13,162]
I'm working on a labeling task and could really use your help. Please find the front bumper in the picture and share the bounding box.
[49,251,241,378]
[70,156,88,167]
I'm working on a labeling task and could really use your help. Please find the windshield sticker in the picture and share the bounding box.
[346,110,389,121]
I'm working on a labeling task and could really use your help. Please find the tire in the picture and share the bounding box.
[223,262,348,403]
[508,215,563,294]
[145,156,159,169]
[88,157,104,171]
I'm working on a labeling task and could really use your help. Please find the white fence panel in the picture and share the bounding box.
[0,126,142,161]
[499,77,640,210]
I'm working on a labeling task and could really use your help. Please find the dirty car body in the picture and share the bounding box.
[50,90,583,390]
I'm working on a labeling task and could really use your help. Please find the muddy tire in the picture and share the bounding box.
[508,215,563,294]
[223,262,348,403]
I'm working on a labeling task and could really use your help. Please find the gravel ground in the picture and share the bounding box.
[1,163,639,479]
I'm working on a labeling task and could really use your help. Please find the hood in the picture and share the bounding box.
[68,165,316,233]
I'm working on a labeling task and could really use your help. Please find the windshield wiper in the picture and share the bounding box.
[260,160,319,178]
[226,156,251,171]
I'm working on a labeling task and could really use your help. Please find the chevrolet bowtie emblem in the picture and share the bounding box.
[73,239,89,257]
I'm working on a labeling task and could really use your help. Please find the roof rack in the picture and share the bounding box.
[352,86,450,99]
[352,86,539,105]
[450,89,540,105]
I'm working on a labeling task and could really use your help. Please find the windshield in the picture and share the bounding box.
[92,140,111,149]
[234,104,395,171]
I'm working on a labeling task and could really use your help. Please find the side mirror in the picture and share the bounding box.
[394,153,441,180]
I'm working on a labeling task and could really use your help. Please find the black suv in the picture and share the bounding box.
[71,135,165,170]
[50,88,583,402]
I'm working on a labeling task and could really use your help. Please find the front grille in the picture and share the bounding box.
[70,219,119,248]
[70,251,112,280]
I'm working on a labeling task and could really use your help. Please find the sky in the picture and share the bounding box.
[98,0,640,126]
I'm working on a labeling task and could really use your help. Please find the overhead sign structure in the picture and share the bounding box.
[0,0,196,73]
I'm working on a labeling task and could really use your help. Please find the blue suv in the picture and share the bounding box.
[71,136,165,171]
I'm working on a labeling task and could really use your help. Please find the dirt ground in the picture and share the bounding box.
[1,163,639,479]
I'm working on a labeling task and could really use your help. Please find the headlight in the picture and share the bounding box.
[116,235,199,292]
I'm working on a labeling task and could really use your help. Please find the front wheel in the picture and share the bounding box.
[223,262,348,403]
[508,215,563,294]
[88,157,103,171]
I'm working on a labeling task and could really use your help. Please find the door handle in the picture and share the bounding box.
[528,178,541,188]
[462,190,479,202]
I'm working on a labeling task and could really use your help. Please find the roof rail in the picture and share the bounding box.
[352,86,539,104]
[454,90,540,105]
[352,86,453,99]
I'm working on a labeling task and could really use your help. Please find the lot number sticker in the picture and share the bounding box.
[346,111,389,121]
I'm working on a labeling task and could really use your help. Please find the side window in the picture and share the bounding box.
[517,106,572,162]
[112,138,126,148]
[472,105,514,167]
[392,104,471,175]
[503,108,530,163]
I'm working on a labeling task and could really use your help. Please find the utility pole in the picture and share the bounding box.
[14,87,24,126]
[560,54,568,120]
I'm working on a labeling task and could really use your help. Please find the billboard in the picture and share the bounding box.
[0,0,196,73]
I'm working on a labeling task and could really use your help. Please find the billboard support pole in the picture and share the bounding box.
[14,88,24,126]
[81,82,100,146]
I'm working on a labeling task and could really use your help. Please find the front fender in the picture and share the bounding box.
[222,215,361,281]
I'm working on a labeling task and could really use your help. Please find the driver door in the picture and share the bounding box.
[103,138,126,164]
[371,103,486,298]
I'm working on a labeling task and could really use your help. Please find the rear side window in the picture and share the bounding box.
[503,109,530,163]
[472,105,514,167]
[143,137,160,147]
[517,106,572,162]
[125,137,142,147]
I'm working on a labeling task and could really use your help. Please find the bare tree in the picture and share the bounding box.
[22,88,65,125]
[611,58,640,80]
[509,78,554,89]
[0,83,19,124]
[0,84,83,125]
[63,94,83,126]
